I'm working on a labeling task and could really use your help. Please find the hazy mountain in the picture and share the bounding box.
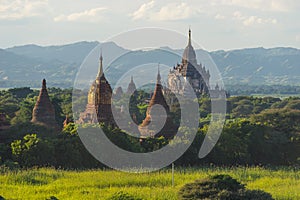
[210,47,300,85]
[6,41,99,64]
[1,41,300,88]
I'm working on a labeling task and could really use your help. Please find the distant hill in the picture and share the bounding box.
[210,47,300,85]
[6,41,99,64]
[1,41,300,88]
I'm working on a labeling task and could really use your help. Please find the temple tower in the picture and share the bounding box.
[31,79,58,129]
[126,76,137,94]
[139,67,177,139]
[78,53,114,125]
[168,29,211,96]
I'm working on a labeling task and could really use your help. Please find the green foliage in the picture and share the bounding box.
[62,122,78,135]
[11,134,56,167]
[107,191,142,200]
[10,98,35,125]
[178,174,274,200]
[0,167,299,199]
[8,87,33,99]
[1,87,300,168]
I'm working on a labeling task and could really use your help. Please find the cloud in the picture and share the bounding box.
[131,0,155,20]
[153,2,199,21]
[130,1,200,21]
[0,0,48,20]
[54,7,107,22]
[233,11,277,26]
[216,0,298,12]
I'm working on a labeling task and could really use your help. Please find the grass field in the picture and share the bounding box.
[0,167,299,200]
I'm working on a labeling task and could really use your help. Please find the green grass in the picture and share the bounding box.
[0,167,299,200]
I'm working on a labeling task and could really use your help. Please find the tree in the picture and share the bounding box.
[11,134,55,167]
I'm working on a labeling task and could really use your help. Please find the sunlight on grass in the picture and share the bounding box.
[0,167,299,199]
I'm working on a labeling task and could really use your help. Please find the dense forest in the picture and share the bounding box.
[0,87,299,169]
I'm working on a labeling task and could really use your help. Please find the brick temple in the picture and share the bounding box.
[31,79,58,129]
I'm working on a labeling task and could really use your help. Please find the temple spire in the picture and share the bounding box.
[31,79,58,129]
[138,64,176,139]
[42,79,46,89]
[127,75,137,94]
[188,27,191,45]
[157,64,161,84]
[97,51,103,78]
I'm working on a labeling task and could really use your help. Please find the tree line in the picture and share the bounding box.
[0,87,299,169]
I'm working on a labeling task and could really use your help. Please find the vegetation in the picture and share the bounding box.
[0,167,299,199]
[178,174,273,200]
[0,87,300,199]
[0,88,300,168]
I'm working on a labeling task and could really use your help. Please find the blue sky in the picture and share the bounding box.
[0,0,300,51]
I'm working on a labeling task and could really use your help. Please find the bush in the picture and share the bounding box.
[107,191,142,200]
[178,174,273,200]
[46,196,58,200]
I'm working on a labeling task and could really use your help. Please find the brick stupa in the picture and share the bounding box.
[31,79,58,129]
[139,68,177,139]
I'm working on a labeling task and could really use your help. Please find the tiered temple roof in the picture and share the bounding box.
[78,53,114,125]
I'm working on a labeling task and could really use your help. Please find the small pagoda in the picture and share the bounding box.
[139,68,177,139]
[31,79,58,129]
[126,76,137,94]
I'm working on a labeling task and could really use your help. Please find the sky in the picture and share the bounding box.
[0,0,300,51]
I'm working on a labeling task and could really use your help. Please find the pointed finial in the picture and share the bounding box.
[131,76,133,82]
[100,50,103,61]
[97,51,103,77]
[188,27,191,45]
[158,63,160,73]
[42,79,46,89]
[157,63,161,83]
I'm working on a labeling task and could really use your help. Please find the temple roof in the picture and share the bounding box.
[127,76,137,94]
[31,79,58,129]
[182,28,197,64]
[141,67,169,127]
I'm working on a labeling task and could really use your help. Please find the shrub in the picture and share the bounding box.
[46,197,58,200]
[107,191,142,200]
[178,174,274,200]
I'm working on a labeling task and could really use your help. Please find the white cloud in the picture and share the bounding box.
[232,11,277,26]
[216,0,296,12]
[153,2,199,21]
[54,7,107,22]
[131,0,155,20]
[130,1,200,21]
[0,0,48,20]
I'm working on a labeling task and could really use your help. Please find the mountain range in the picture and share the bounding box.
[1,41,300,88]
